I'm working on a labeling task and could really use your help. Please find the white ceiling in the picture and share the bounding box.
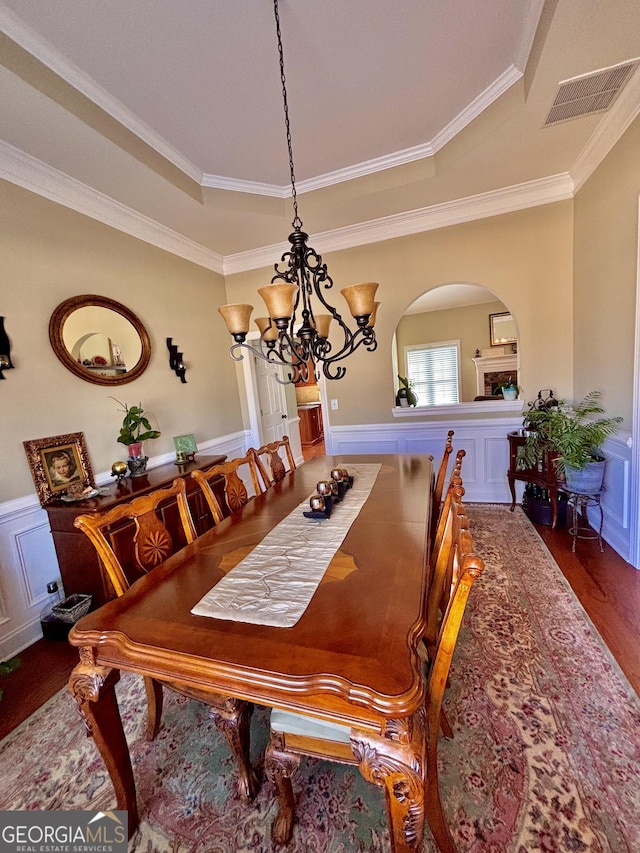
[1,0,640,271]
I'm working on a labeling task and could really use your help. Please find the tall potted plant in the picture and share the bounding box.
[522,391,622,493]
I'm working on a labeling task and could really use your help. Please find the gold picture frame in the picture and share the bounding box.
[23,432,95,506]
[489,312,517,346]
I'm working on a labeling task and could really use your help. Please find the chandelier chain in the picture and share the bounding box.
[274,0,301,229]
[218,1,378,382]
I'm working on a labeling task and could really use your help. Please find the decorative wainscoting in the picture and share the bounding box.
[0,430,250,661]
[326,418,632,562]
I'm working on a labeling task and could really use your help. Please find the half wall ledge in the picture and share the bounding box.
[392,400,524,418]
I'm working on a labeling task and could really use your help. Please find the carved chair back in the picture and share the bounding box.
[74,478,196,597]
[429,449,465,581]
[250,435,296,489]
[191,452,263,524]
[430,430,454,546]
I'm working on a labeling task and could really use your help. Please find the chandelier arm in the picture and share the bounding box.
[230,340,301,384]
[316,326,378,367]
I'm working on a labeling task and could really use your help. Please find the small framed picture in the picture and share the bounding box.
[173,433,198,456]
[489,312,517,346]
[23,432,95,506]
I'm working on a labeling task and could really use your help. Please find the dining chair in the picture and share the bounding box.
[251,435,296,490]
[424,449,466,739]
[73,478,259,801]
[264,495,484,852]
[429,448,465,586]
[430,430,454,549]
[191,452,264,524]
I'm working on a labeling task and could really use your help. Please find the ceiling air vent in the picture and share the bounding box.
[544,60,639,126]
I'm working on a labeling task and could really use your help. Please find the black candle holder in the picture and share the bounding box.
[167,338,187,383]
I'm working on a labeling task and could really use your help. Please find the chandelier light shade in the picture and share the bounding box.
[218,0,380,383]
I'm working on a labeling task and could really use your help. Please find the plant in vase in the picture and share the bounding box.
[521,390,622,493]
[495,377,521,400]
[395,375,418,407]
[111,398,161,477]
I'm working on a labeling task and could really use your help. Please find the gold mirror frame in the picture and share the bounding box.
[49,294,151,386]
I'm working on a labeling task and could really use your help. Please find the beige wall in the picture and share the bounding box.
[6,108,637,507]
[226,202,574,423]
[395,299,509,402]
[573,113,640,427]
[0,181,244,502]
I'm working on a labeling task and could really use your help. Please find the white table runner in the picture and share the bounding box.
[191,463,381,627]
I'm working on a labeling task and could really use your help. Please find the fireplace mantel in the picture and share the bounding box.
[473,354,518,396]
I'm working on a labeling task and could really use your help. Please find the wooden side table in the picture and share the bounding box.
[507,430,561,528]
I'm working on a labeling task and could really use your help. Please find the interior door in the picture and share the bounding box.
[254,355,288,443]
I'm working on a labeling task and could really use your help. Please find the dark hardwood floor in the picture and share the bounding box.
[0,634,79,741]
[533,518,640,694]
[1,497,638,742]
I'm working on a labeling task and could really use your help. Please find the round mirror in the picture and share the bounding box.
[49,295,151,385]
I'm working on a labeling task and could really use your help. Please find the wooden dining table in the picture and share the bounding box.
[68,453,433,851]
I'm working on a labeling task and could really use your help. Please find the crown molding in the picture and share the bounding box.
[513,0,546,72]
[202,66,522,198]
[0,3,203,185]
[222,173,574,275]
[571,65,640,193]
[429,65,522,154]
[200,172,289,197]
[0,140,224,274]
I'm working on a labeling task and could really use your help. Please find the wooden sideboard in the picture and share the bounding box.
[298,403,324,446]
[507,430,561,528]
[45,455,226,607]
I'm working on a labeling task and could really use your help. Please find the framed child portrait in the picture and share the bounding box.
[23,432,95,506]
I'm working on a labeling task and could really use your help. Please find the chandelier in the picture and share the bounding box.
[218,0,380,383]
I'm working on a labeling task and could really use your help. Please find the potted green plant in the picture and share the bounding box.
[396,375,418,407]
[495,377,521,400]
[522,391,622,492]
[111,398,161,476]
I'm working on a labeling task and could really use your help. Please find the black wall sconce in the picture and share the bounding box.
[0,317,14,379]
[167,338,187,383]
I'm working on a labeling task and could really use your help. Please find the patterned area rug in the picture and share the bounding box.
[1,505,638,852]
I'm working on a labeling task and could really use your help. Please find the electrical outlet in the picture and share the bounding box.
[331,399,338,410]
[46,581,59,594]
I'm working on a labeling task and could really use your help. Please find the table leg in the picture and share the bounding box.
[68,647,138,838]
[352,715,429,853]
[143,676,164,741]
[508,474,517,511]
[210,698,259,801]
[264,730,301,844]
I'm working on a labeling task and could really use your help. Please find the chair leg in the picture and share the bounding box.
[143,676,163,741]
[265,731,301,845]
[425,736,457,853]
[439,708,454,740]
[210,699,259,801]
